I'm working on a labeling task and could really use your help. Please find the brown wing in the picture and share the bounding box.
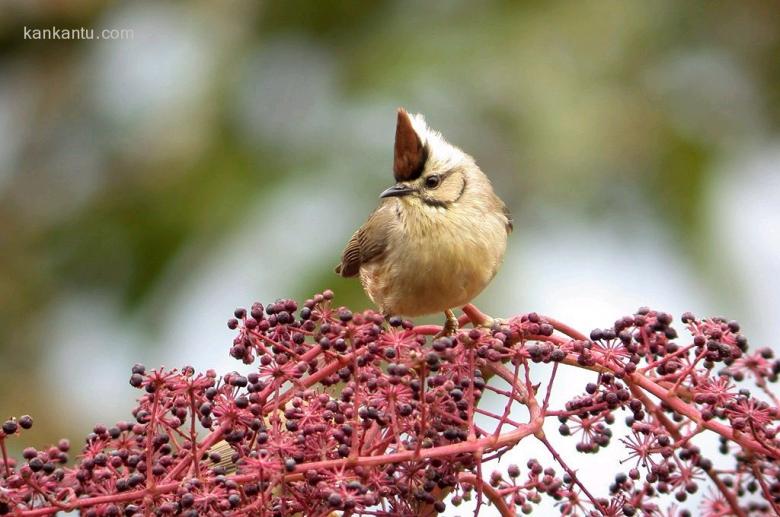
[335,205,393,277]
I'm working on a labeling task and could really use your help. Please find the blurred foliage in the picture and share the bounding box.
[1,0,779,446]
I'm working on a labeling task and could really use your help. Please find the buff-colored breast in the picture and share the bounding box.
[359,201,507,317]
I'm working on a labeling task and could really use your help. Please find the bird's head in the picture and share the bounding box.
[380,108,487,209]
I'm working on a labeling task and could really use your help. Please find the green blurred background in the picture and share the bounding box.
[1,0,779,464]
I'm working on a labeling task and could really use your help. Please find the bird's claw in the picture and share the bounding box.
[434,310,460,339]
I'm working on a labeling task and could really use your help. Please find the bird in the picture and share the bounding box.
[336,108,512,335]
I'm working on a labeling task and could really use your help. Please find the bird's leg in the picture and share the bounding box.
[435,309,459,338]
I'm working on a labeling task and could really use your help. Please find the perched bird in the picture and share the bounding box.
[336,109,512,335]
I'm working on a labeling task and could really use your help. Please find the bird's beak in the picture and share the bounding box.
[380,183,416,199]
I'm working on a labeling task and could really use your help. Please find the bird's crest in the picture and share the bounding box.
[393,108,428,182]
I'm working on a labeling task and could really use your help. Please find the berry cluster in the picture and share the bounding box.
[0,292,778,516]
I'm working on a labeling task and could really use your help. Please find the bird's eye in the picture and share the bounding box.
[424,175,441,189]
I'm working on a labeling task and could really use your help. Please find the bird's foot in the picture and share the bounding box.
[434,309,460,339]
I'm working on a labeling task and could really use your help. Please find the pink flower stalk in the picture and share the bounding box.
[1,291,779,516]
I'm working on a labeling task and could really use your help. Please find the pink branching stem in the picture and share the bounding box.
[542,361,559,410]
[145,389,160,490]
[476,408,522,428]
[751,463,780,516]
[551,351,777,459]
[760,383,780,408]
[21,477,65,511]
[487,362,541,422]
[473,449,486,516]
[538,435,606,514]
[258,354,328,406]
[414,364,429,457]
[349,336,362,460]
[288,420,540,473]
[461,304,490,326]
[627,369,775,457]
[541,315,588,341]
[667,347,708,394]
[467,344,477,440]
[164,345,340,481]
[162,420,231,482]
[492,359,523,440]
[629,385,746,517]
[2,294,779,516]
[0,437,10,476]
[187,387,200,479]
[412,324,442,335]
[483,383,527,404]
[640,343,696,373]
